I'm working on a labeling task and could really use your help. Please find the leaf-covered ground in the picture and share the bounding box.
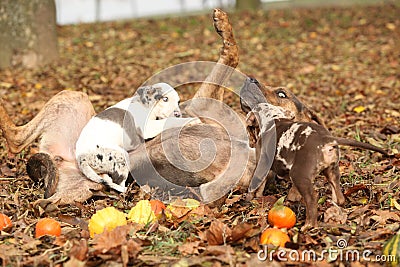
[0,2,399,266]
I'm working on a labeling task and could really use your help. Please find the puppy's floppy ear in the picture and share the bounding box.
[248,119,276,193]
[147,86,157,95]
[246,111,260,148]
[136,86,148,104]
[137,86,159,105]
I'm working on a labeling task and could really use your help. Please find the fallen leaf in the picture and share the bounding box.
[204,245,235,256]
[92,225,129,253]
[178,241,203,256]
[204,220,232,245]
[353,105,366,113]
[323,205,347,224]
[0,165,16,177]
[231,223,257,242]
[370,210,400,225]
[64,257,86,267]
[386,23,396,30]
[391,198,400,211]
[68,239,88,261]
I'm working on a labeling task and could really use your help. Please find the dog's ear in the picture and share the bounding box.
[151,86,164,101]
[246,111,259,148]
[136,86,148,104]
[137,86,158,105]
[248,123,276,193]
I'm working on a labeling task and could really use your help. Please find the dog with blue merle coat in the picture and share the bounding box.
[75,83,200,193]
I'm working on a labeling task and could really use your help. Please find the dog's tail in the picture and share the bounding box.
[335,137,388,155]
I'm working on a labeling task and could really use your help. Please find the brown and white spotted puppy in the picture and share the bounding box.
[246,103,388,229]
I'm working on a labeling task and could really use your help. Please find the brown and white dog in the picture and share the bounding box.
[243,94,388,229]
[75,83,199,193]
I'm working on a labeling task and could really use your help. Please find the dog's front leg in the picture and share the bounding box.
[0,90,94,159]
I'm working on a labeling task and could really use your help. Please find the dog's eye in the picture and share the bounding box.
[162,97,168,102]
[276,90,287,98]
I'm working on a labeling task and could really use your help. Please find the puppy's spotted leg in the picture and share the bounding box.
[77,147,129,193]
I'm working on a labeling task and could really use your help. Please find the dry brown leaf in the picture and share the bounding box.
[178,241,203,256]
[204,245,235,256]
[231,222,257,242]
[69,239,88,261]
[370,210,400,225]
[64,257,86,267]
[323,205,348,224]
[205,220,232,245]
[126,239,142,259]
[92,225,129,253]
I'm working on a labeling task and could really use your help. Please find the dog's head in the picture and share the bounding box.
[240,77,325,127]
[137,83,181,120]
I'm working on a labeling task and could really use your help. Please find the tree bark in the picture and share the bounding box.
[0,0,58,69]
[235,0,261,11]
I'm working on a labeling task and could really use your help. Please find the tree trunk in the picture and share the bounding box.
[235,0,261,11]
[0,0,58,69]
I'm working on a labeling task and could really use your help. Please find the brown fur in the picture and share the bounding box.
[246,106,387,229]
[0,9,334,206]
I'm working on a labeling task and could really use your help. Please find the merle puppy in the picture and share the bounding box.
[75,83,200,193]
[241,80,388,229]
[245,103,388,229]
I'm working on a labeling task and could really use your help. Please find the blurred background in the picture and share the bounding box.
[55,0,387,25]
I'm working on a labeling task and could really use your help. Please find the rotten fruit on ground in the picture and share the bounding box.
[260,228,290,247]
[267,196,296,229]
[0,213,12,231]
[35,218,61,238]
[128,200,156,225]
[88,207,127,238]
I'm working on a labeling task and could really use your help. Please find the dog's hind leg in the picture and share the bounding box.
[192,9,239,102]
[323,164,345,205]
[0,90,94,160]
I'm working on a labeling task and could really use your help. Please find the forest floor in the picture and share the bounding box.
[0,2,399,266]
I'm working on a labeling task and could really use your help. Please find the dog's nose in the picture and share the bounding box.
[174,110,181,117]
